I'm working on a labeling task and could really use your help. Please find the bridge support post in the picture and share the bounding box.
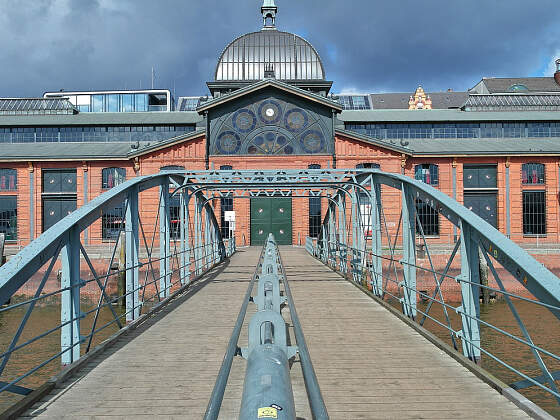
[61,227,81,365]
[125,186,140,321]
[401,184,417,318]
[320,222,328,264]
[204,204,211,269]
[194,194,203,276]
[369,177,383,297]
[180,191,191,286]
[159,179,171,299]
[350,187,365,284]
[337,193,347,274]
[328,200,337,268]
[458,222,481,363]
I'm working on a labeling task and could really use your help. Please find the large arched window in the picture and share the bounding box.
[0,169,17,191]
[101,168,126,240]
[414,164,438,185]
[102,167,126,189]
[160,166,185,240]
[220,165,234,239]
[522,163,545,185]
[308,164,322,238]
[414,164,439,236]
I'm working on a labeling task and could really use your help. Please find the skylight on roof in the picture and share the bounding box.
[509,84,529,92]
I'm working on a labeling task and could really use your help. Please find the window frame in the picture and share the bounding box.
[521,163,545,185]
[0,195,17,241]
[102,167,127,190]
[522,190,546,236]
[0,169,17,191]
[414,163,439,186]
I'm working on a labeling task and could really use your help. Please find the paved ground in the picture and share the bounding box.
[21,247,529,419]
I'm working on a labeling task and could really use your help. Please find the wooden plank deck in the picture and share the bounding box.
[21,247,529,419]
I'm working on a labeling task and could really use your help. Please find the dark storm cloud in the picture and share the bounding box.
[1,0,559,98]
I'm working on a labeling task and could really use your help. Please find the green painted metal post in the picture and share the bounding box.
[401,184,417,318]
[159,180,171,299]
[61,227,81,365]
[370,176,383,297]
[458,222,482,362]
[125,186,140,321]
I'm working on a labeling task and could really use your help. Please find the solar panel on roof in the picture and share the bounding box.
[0,98,76,115]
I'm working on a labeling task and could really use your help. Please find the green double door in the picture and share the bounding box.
[250,197,292,245]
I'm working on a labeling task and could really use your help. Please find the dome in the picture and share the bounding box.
[215,30,326,82]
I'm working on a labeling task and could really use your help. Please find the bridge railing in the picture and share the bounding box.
[206,233,327,420]
[307,169,560,414]
[0,173,230,405]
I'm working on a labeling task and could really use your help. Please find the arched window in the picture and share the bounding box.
[101,168,126,240]
[220,165,234,239]
[522,163,545,185]
[0,169,17,191]
[160,165,185,172]
[102,167,126,189]
[414,164,438,185]
[356,163,380,169]
[414,164,439,236]
[308,164,322,238]
[159,166,186,240]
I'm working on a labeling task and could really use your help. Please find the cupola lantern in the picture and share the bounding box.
[261,0,278,29]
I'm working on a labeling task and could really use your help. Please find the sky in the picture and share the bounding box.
[0,0,559,98]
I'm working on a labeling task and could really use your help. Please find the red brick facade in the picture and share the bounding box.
[2,132,559,248]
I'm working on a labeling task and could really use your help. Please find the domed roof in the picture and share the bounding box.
[215,30,326,82]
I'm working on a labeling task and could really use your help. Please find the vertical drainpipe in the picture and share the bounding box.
[28,162,34,242]
[452,158,457,242]
[505,157,510,238]
[83,162,89,245]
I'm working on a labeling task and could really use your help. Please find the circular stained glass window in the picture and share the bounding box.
[284,145,294,154]
[216,131,241,154]
[300,129,325,154]
[258,100,282,124]
[254,136,264,146]
[284,108,309,132]
[232,108,257,133]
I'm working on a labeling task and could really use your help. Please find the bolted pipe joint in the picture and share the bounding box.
[239,344,296,420]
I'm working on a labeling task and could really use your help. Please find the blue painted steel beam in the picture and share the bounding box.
[126,186,140,321]
[61,227,81,365]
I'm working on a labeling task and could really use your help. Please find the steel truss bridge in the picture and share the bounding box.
[0,169,559,418]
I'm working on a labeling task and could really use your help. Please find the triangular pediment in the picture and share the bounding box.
[197,79,342,114]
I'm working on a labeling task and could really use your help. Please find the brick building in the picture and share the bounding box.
[2,1,560,248]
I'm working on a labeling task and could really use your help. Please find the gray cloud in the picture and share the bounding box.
[0,0,559,98]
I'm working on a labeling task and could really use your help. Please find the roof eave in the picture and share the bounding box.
[335,128,412,155]
[197,80,342,114]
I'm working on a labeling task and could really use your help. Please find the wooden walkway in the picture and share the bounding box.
[21,247,529,419]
